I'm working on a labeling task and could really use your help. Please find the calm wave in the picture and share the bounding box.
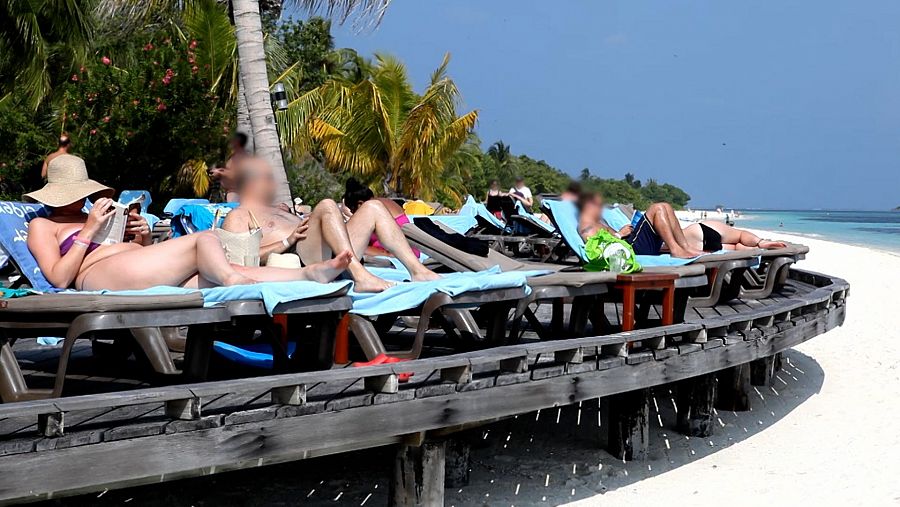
[736,210,900,253]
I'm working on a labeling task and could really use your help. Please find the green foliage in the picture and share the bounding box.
[273,17,335,93]
[286,155,345,205]
[61,30,232,204]
[0,99,56,200]
[468,140,691,211]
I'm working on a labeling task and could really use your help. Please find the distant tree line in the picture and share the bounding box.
[465,141,691,211]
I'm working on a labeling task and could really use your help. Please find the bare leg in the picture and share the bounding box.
[346,200,440,282]
[700,221,786,250]
[238,250,353,283]
[644,203,704,258]
[79,232,351,291]
[297,199,395,292]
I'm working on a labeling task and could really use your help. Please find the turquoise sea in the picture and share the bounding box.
[736,210,900,254]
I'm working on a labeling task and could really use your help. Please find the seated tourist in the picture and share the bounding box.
[221,159,439,293]
[26,155,351,291]
[340,178,432,261]
[682,221,788,252]
[577,192,704,258]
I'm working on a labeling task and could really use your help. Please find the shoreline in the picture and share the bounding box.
[744,226,900,258]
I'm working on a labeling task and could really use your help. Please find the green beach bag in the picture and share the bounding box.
[584,230,642,273]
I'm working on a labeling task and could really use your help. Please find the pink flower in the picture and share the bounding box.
[132,99,140,106]
[189,40,198,49]
[71,74,79,82]
[102,116,110,123]
[79,66,86,73]
[191,65,199,74]
[101,56,111,65]
[90,129,97,135]
[143,43,154,51]
[156,102,167,111]
[162,76,172,85]
[126,131,133,137]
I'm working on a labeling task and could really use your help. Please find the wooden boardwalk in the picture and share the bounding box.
[0,269,848,504]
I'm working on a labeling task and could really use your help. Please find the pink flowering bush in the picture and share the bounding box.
[63,34,232,202]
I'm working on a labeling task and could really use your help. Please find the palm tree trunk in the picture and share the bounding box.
[236,78,255,154]
[231,0,292,205]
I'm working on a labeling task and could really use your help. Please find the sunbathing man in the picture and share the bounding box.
[26,155,351,291]
[577,192,704,258]
[222,158,440,293]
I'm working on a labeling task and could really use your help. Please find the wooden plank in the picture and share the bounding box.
[0,306,846,503]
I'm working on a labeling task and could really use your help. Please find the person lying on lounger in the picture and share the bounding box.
[681,221,787,252]
[26,155,351,291]
[577,192,704,258]
[221,158,439,293]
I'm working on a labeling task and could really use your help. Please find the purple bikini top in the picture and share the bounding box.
[59,230,101,256]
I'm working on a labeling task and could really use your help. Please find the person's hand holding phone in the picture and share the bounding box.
[126,209,151,245]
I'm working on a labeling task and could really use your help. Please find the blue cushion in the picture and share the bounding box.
[171,202,238,236]
[0,202,56,292]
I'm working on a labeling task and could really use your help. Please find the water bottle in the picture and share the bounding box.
[604,243,630,273]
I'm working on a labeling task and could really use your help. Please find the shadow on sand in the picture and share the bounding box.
[36,349,824,507]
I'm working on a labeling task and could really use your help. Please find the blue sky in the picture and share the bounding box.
[315,1,899,210]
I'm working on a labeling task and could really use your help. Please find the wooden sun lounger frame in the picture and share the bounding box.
[0,292,353,403]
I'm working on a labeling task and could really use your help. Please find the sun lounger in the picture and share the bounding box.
[541,199,764,307]
[0,281,354,402]
[739,243,808,298]
[403,221,708,338]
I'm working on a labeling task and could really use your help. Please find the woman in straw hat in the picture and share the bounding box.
[26,155,353,291]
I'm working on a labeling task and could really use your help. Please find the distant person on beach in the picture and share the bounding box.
[223,159,438,292]
[41,135,72,180]
[485,180,508,219]
[560,181,582,202]
[508,176,533,208]
[577,192,703,258]
[682,221,787,252]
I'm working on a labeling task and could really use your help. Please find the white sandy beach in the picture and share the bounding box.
[443,230,900,507]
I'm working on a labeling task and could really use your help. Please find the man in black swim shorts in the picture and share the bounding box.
[576,192,704,258]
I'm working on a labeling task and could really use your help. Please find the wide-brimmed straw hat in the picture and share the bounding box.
[24,154,113,207]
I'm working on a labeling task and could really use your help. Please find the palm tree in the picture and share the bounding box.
[279,52,479,202]
[0,0,98,109]
[231,0,391,205]
[488,140,511,167]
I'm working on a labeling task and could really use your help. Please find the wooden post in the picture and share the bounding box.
[607,389,650,461]
[716,364,751,412]
[677,374,717,437]
[750,356,776,386]
[390,441,446,507]
[444,438,471,488]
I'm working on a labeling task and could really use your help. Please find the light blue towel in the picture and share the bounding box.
[543,199,589,262]
[95,280,353,315]
[171,202,239,236]
[0,201,56,292]
[602,207,631,232]
[347,267,544,317]
[420,215,478,234]
[636,254,698,267]
[514,201,556,233]
[163,198,210,216]
[461,195,507,230]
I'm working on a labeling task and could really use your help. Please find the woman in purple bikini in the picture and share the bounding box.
[25,155,352,291]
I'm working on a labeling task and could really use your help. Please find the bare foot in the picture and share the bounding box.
[353,270,396,293]
[670,248,703,259]
[303,250,353,283]
[223,273,256,286]
[759,240,787,249]
[411,269,442,282]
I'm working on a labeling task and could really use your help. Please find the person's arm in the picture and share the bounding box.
[27,199,115,289]
[578,207,619,240]
[41,159,49,180]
